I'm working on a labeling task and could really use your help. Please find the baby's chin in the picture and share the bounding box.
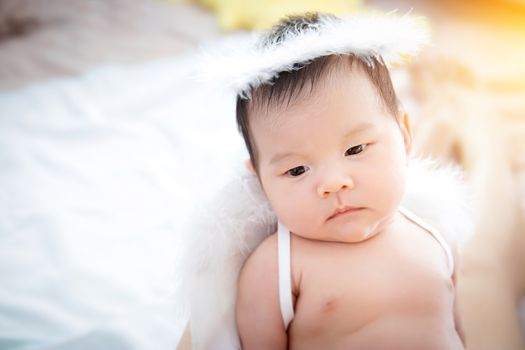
[294,224,382,244]
[329,227,381,243]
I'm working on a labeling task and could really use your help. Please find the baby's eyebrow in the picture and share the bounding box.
[269,151,296,166]
[342,122,375,139]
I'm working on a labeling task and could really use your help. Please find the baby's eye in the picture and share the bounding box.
[286,166,309,177]
[345,144,367,156]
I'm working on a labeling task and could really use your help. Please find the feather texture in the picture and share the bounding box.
[197,12,430,98]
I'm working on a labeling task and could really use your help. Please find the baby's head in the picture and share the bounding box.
[236,13,413,243]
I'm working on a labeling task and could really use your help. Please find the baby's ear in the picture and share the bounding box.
[245,159,256,175]
[399,112,413,156]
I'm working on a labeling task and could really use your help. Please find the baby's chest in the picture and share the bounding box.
[292,233,454,331]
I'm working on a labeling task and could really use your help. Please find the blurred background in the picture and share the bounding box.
[1,0,524,349]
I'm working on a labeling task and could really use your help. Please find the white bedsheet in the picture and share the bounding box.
[0,50,245,349]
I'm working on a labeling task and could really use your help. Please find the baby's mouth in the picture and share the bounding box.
[327,206,364,220]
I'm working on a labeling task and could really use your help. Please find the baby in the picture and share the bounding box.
[234,13,465,350]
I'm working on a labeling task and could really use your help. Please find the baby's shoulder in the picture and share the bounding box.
[402,213,459,274]
[239,231,278,278]
[418,219,458,254]
[402,209,456,247]
[237,231,280,306]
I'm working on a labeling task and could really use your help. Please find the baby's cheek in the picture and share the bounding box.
[269,187,314,229]
[377,164,406,210]
[363,160,406,211]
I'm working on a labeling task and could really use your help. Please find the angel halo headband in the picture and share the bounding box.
[197,11,430,98]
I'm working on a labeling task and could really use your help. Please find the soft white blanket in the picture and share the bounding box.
[0,52,243,349]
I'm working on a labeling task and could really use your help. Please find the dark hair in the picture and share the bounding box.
[236,13,400,173]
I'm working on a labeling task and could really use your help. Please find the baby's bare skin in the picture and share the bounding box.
[237,211,464,350]
[235,56,465,350]
[290,211,462,349]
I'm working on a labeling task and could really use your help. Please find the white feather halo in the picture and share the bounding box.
[197,11,430,98]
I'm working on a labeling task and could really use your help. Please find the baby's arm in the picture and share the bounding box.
[236,234,288,350]
[451,244,466,347]
[452,254,467,347]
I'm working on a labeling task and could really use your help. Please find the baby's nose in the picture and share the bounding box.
[317,175,354,199]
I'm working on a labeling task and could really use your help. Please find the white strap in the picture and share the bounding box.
[277,221,294,330]
[399,206,455,276]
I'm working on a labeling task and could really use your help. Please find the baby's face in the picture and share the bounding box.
[250,66,412,243]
